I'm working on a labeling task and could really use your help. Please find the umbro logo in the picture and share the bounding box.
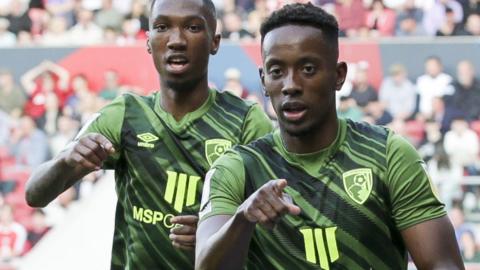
[137,133,159,148]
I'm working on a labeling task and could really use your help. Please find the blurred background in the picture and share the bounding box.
[0,0,480,269]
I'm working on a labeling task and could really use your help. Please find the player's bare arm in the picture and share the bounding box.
[25,133,115,208]
[402,216,465,270]
[196,179,301,270]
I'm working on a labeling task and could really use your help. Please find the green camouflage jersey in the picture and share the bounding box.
[200,118,445,270]
[80,89,273,269]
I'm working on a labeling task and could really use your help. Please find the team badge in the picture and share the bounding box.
[342,168,373,204]
[205,139,232,165]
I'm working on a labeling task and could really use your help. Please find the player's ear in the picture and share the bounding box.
[335,62,347,91]
[259,67,268,97]
[146,31,152,54]
[210,34,221,55]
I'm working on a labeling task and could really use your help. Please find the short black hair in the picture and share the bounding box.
[150,0,217,33]
[260,3,339,54]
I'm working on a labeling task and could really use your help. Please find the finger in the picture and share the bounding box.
[257,198,280,221]
[169,234,195,245]
[170,225,196,235]
[90,133,116,154]
[171,215,198,225]
[286,204,301,215]
[172,241,194,251]
[82,137,110,161]
[75,144,104,168]
[274,179,288,195]
[264,192,289,217]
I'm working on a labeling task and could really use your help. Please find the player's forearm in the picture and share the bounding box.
[25,157,88,207]
[196,212,256,270]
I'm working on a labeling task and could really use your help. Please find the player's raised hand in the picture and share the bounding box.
[238,179,301,229]
[60,133,115,171]
[170,215,198,250]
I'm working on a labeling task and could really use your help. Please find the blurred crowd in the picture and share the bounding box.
[0,0,479,47]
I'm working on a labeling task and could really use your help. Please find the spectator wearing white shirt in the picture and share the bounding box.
[68,8,103,45]
[444,118,480,174]
[416,56,453,118]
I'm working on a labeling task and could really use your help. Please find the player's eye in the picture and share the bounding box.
[187,24,202,32]
[302,64,316,75]
[268,66,283,78]
[154,24,168,32]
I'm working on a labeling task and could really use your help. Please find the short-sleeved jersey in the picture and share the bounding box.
[80,89,273,269]
[200,118,445,270]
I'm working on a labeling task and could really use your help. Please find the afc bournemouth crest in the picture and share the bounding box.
[205,139,232,165]
[342,168,373,204]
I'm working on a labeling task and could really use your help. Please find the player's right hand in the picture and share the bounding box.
[60,133,115,171]
[238,179,301,230]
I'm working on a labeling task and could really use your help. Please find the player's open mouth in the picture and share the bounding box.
[281,102,307,122]
[166,55,190,74]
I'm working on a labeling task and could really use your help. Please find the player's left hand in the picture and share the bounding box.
[169,215,198,250]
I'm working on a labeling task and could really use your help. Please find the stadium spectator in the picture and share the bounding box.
[98,69,123,101]
[0,69,26,118]
[222,12,254,41]
[435,7,468,36]
[337,96,364,121]
[449,206,480,261]
[116,18,144,45]
[222,67,249,98]
[39,16,70,46]
[0,18,16,47]
[423,0,464,35]
[395,0,424,36]
[8,115,50,169]
[379,64,416,120]
[5,0,31,36]
[125,0,149,33]
[444,117,480,175]
[464,13,480,35]
[444,60,480,122]
[49,115,79,157]
[65,73,95,117]
[25,209,50,251]
[335,0,367,37]
[0,204,26,261]
[21,60,70,124]
[365,99,393,125]
[348,65,377,108]
[365,0,397,37]
[418,120,443,161]
[95,0,124,31]
[416,56,453,119]
[44,0,75,27]
[68,8,103,45]
[27,5,49,37]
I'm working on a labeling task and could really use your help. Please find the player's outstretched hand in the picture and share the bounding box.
[60,133,115,171]
[238,179,301,230]
[170,215,198,251]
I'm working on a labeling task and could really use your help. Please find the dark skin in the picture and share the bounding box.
[25,0,221,251]
[196,25,464,270]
